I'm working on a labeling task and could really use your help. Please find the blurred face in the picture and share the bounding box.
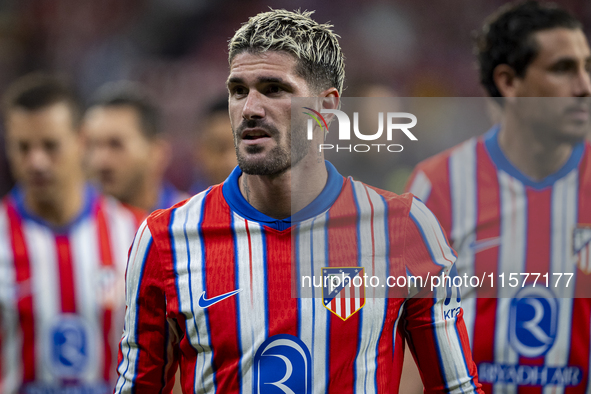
[198,111,237,184]
[511,28,591,142]
[227,51,314,176]
[5,102,82,204]
[83,105,152,203]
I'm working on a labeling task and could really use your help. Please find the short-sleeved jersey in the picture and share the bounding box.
[0,185,143,394]
[406,126,591,393]
[115,162,483,394]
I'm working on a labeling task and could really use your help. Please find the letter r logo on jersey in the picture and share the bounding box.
[254,334,312,394]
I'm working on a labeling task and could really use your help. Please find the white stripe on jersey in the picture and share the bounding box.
[70,218,102,382]
[168,191,216,394]
[410,198,456,269]
[0,207,21,393]
[25,221,60,382]
[103,197,138,272]
[232,216,268,393]
[495,171,527,394]
[351,181,388,394]
[115,220,152,394]
[544,170,578,394]
[449,140,478,343]
[408,170,432,202]
[303,212,330,390]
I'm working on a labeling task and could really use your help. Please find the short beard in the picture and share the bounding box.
[234,119,309,176]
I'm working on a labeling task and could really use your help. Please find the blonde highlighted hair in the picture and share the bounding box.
[228,9,345,95]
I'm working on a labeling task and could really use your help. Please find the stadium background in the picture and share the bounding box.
[0,0,589,196]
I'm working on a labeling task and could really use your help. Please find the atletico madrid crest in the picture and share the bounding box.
[322,267,365,321]
[574,225,591,274]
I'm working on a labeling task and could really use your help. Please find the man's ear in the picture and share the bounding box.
[493,64,519,98]
[320,87,339,110]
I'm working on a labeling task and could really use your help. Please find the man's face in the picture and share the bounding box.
[83,105,152,202]
[512,28,591,142]
[198,111,237,184]
[5,102,82,203]
[227,51,315,176]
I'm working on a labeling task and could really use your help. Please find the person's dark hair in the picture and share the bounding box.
[3,73,82,128]
[476,0,582,97]
[89,81,161,139]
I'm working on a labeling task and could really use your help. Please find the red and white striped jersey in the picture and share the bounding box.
[115,162,483,394]
[406,126,591,393]
[0,185,143,394]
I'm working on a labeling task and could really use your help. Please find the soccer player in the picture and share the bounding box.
[115,10,483,393]
[190,97,237,194]
[0,74,143,392]
[83,81,187,212]
[406,1,591,392]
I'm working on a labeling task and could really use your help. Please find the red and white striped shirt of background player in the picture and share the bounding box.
[406,125,591,393]
[115,161,483,394]
[0,185,143,393]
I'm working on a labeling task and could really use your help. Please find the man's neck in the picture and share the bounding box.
[498,117,574,181]
[25,181,86,227]
[124,175,161,212]
[239,159,328,220]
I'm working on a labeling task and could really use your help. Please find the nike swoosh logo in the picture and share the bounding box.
[468,237,501,253]
[198,289,242,308]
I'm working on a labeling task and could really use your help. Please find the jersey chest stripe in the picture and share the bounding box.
[55,234,76,313]
[170,191,214,393]
[96,202,115,382]
[326,182,361,394]
[6,201,36,381]
[202,191,240,394]
[471,140,501,394]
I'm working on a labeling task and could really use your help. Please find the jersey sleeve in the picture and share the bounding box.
[114,220,179,394]
[401,197,482,393]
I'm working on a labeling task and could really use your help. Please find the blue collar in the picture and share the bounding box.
[222,161,344,231]
[483,124,585,190]
[10,184,98,233]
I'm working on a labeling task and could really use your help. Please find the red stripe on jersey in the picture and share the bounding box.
[565,298,591,394]
[375,298,404,391]
[55,235,77,313]
[325,182,360,394]
[201,190,240,394]
[471,140,501,394]
[5,201,36,381]
[96,200,114,382]
[517,188,552,374]
[245,220,254,305]
[265,230,298,337]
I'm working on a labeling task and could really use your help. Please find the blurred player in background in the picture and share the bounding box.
[83,81,187,212]
[0,73,142,393]
[190,97,236,194]
[114,9,482,393]
[406,1,591,392]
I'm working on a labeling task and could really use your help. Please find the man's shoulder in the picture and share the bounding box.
[347,178,414,216]
[145,184,224,238]
[415,136,481,178]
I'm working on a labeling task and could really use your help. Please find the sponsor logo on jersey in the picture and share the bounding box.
[322,267,365,321]
[478,363,582,386]
[254,334,312,394]
[45,314,95,379]
[509,286,558,358]
[573,225,591,274]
